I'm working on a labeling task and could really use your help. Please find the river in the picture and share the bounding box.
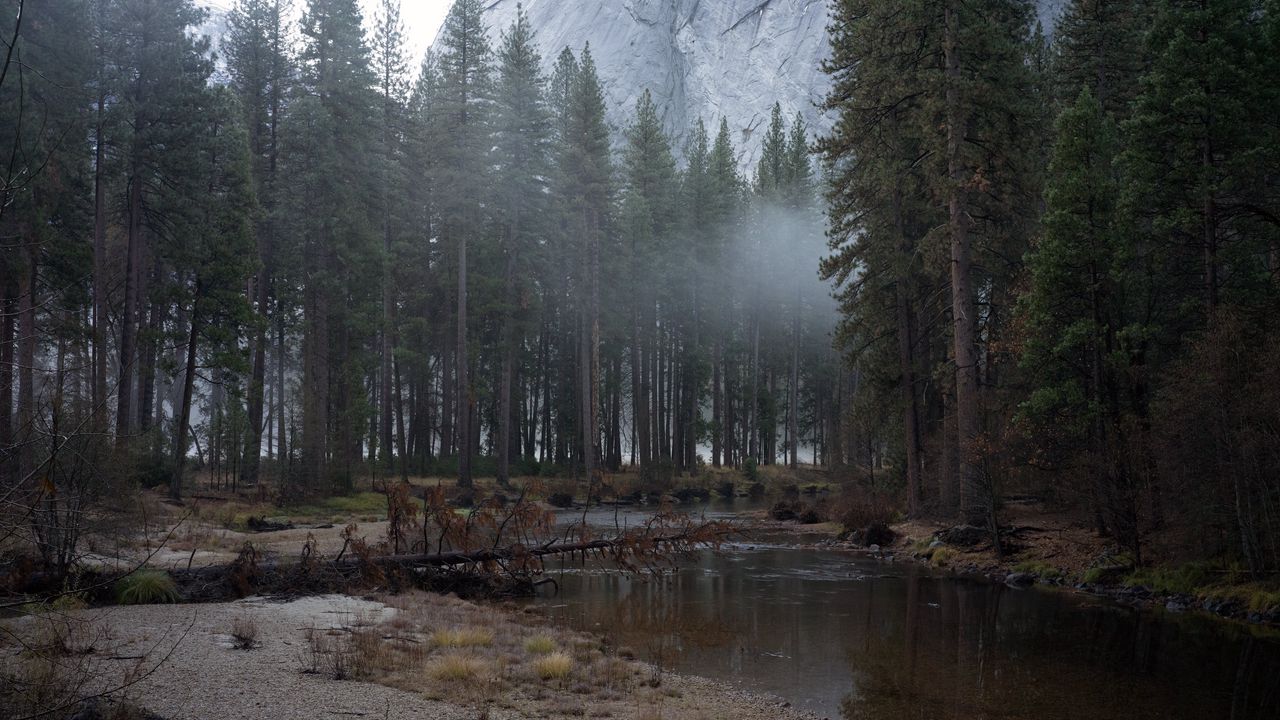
[533,503,1280,719]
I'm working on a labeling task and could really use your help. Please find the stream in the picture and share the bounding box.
[533,501,1280,719]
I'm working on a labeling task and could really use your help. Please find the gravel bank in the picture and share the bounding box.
[16,594,816,720]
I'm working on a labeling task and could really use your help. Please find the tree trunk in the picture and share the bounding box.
[92,87,108,432]
[897,287,923,516]
[0,286,13,482]
[242,266,270,486]
[16,250,36,482]
[116,174,144,448]
[457,233,472,488]
[945,0,986,526]
[712,342,722,468]
[301,255,329,494]
[788,288,800,469]
[171,304,201,500]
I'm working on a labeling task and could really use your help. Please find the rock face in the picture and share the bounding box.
[465,0,834,171]
[465,0,1063,171]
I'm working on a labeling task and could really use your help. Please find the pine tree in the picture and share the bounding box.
[1021,88,1142,553]
[435,0,493,488]
[622,89,677,476]
[224,0,293,487]
[372,0,409,475]
[286,0,379,494]
[556,45,612,483]
[492,5,551,487]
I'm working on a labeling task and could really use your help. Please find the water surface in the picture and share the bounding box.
[533,520,1280,719]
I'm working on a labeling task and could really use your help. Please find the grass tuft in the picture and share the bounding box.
[524,634,557,655]
[427,653,489,682]
[114,570,180,605]
[431,626,495,648]
[531,651,573,680]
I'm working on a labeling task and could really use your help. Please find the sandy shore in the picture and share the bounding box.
[4,593,816,720]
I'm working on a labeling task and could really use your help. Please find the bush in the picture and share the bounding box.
[546,492,574,509]
[742,457,758,483]
[831,486,895,532]
[114,570,180,605]
[769,500,802,521]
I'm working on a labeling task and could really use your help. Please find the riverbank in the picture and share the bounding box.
[741,497,1280,633]
[2,592,817,720]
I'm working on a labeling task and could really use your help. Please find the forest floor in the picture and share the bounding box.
[2,591,815,720]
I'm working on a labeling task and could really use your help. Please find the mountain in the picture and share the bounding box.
[454,0,833,171]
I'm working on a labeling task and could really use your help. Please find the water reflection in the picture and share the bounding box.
[532,547,1280,719]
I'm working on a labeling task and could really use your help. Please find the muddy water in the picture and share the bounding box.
[536,508,1280,719]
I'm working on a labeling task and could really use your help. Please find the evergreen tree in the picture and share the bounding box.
[224,0,293,487]
[435,0,493,488]
[286,0,379,494]
[492,5,551,486]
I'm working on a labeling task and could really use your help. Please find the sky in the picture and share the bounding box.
[396,0,451,62]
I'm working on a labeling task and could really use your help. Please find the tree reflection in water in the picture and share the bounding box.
[534,547,1280,720]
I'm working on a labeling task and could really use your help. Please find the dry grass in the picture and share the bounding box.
[523,634,557,655]
[230,616,259,650]
[431,626,495,648]
[427,652,492,682]
[531,651,573,680]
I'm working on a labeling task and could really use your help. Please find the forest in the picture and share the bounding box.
[0,0,1278,578]
[0,0,838,544]
[3,0,1280,718]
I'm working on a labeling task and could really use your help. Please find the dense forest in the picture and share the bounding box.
[0,0,837,551]
[820,0,1280,571]
[1,0,1279,580]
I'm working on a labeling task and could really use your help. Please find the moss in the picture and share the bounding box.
[114,570,180,605]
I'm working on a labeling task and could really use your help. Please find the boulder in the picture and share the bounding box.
[938,525,989,547]
[1005,572,1035,588]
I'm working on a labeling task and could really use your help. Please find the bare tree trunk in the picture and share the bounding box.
[116,174,144,448]
[0,285,13,482]
[92,86,108,433]
[380,227,394,472]
[497,242,517,488]
[16,249,36,482]
[897,287,923,516]
[712,342,722,468]
[172,304,201,500]
[301,255,329,494]
[457,233,472,488]
[394,355,408,482]
[243,264,270,486]
[275,295,288,484]
[788,289,800,469]
[748,313,760,462]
